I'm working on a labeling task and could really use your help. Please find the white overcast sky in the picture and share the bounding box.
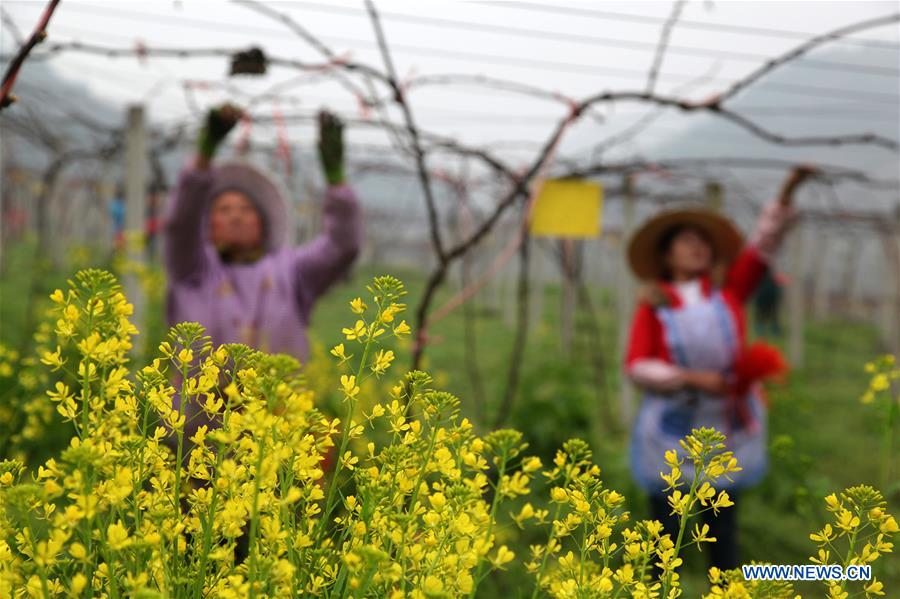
[2,0,898,164]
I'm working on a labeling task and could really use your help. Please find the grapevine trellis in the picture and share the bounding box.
[1,0,898,431]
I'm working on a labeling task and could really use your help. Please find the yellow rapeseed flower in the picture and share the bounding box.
[880,516,898,534]
[330,343,351,363]
[342,320,367,341]
[349,297,367,314]
[107,521,130,551]
[865,580,885,596]
[177,348,194,366]
[40,346,65,370]
[340,375,360,399]
[370,349,395,375]
[71,574,88,595]
[492,545,515,569]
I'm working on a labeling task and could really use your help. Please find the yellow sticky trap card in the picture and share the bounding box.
[529,179,602,238]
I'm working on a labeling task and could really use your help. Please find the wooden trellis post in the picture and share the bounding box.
[560,238,577,355]
[529,240,545,326]
[617,174,636,424]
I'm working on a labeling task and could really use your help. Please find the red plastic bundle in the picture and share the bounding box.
[732,341,789,397]
[726,342,788,432]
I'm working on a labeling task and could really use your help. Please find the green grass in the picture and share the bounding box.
[2,244,897,595]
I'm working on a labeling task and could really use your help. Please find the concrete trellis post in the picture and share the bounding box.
[124,105,146,350]
[843,237,863,319]
[787,222,806,367]
[893,226,900,357]
[99,175,115,250]
[705,180,723,212]
[812,235,830,321]
[880,211,900,357]
[0,138,7,270]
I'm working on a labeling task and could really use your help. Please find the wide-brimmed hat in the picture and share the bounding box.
[206,162,290,252]
[627,207,743,280]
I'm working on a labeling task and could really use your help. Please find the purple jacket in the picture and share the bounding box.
[163,163,363,363]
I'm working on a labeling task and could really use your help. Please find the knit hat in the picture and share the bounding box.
[206,162,290,253]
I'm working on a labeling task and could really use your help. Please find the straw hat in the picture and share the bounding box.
[206,162,291,252]
[626,207,743,280]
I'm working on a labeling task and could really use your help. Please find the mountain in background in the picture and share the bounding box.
[1,58,124,171]
[2,42,897,295]
[644,43,899,207]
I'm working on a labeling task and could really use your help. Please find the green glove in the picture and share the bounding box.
[197,103,242,159]
[318,110,345,186]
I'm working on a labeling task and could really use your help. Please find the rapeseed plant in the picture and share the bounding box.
[860,355,898,488]
[0,270,895,598]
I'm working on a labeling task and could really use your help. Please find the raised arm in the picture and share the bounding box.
[294,111,362,304]
[294,184,363,301]
[162,164,215,281]
[726,165,816,302]
[163,104,242,282]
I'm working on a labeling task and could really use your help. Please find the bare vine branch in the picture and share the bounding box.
[0,0,61,110]
[646,0,686,94]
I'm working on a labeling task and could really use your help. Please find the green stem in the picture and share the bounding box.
[631,549,652,597]
[77,311,97,592]
[376,382,422,563]
[133,378,154,533]
[24,514,51,599]
[318,329,375,541]
[578,520,588,592]
[248,434,268,599]
[270,460,300,599]
[400,423,442,595]
[468,453,509,599]
[422,526,454,581]
[353,563,380,597]
[662,462,701,598]
[193,440,226,599]
[171,362,190,591]
[79,302,95,438]
[838,523,862,593]
[880,390,898,489]
[530,470,574,599]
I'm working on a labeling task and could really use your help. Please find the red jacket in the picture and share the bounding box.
[625,246,769,369]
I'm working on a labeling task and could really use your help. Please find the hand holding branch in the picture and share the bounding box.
[778,164,818,205]
[195,103,244,169]
[318,110,345,186]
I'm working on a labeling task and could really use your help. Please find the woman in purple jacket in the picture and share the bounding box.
[163,104,362,440]
[164,104,362,360]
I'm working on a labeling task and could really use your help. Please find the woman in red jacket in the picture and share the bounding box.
[624,166,814,569]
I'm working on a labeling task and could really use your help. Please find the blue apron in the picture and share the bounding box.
[629,291,767,492]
